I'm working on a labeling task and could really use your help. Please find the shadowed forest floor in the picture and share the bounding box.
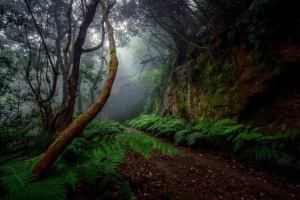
[116,128,300,200]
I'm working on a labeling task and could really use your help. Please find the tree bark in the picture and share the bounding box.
[32,0,118,180]
[57,1,99,132]
[90,86,95,105]
[54,8,67,106]
[77,73,83,114]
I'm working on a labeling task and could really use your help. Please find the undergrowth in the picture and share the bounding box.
[0,120,182,200]
[127,115,300,169]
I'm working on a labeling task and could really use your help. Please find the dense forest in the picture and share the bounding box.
[1,0,300,199]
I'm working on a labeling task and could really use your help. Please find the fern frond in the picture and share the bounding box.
[0,161,67,200]
[116,132,183,158]
[187,131,206,146]
[232,130,263,151]
[56,164,78,191]
[194,118,213,131]
[0,165,35,193]
[225,124,244,134]
[233,138,245,152]
[174,129,189,144]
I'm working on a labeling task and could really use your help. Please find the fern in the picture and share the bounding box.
[174,129,189,144]
[232,127,262,152]
[126,114,160,131]
[0,165,35,193]
[127,114,184,136]
[208,119,237,136]
[55,164,78,191]
[259,129,300,141]
[128,114,300,169]
[194,118,213,131]
[21,177,67,200]
[1,119,183,200]
[249,0,262,11]
[116,131,183,158]
[187,131,206,146]
[83,120,124,138]
[0,158,67,200]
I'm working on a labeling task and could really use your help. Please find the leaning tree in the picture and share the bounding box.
[28,0,119,179]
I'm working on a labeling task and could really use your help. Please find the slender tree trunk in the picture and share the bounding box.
[77,73,83,114]
[90,86,95,105]
[90,53,106,105]
[32,0,118,179]
[60,63,67,105]
[58,1,99,132]
[47,0,73,133]
[55,26,67,106]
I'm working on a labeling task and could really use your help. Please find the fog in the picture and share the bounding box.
[73,37,152,123]
[0,0,172,127]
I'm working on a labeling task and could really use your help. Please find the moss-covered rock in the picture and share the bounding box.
[148,43,300,133]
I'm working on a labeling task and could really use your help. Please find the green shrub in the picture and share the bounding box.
[0,120,182,200]
[127,115,300,168]
[126,114,184,137]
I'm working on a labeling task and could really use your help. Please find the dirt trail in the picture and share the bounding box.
[119,127,299,200]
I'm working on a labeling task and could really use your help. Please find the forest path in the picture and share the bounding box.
[118,127,299,200]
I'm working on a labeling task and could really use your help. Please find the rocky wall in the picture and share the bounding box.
[157,44,300,133]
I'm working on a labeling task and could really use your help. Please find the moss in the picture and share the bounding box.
[213,74,224,84]
[187,59,195,66]
[148,46,242,121]
[186,46,196,59]
[194,50,240,120]
[110,48,116,54]
[200,95,207,108]
[154,98,160,113]
[177,89,186,110]
[252,62,269,76]
[211,88,228,107]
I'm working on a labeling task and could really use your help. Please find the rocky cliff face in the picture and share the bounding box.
[155,44,300,133]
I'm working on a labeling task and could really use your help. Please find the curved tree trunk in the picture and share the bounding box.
[32,0,118,179]
[77,73,83,114]
[57,0,99,132]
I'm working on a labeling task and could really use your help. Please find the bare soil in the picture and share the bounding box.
[117,127,300,200]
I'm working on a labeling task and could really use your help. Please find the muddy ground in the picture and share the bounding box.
[117,128,300,200]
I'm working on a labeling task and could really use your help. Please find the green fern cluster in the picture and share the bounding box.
[0,113,56,158]
[125,114,160,130]
[0,155,67,200]
[126,114,184,136]
[180,119,300,164]
[83,120,124,137]
[128,115,300,167]
[0,120,182,200]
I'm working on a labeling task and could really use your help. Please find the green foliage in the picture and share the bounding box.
[117,131,183,159]
[174,129,189,144]
[128,115,300,169]
[197,0,300,73]
[143,65,171,113]
[187,131,206,146]
[0,156,67,200]
[0,114,55,157]
[83,120,124,138]
[0,4,26,30]
[0,120,181,199]
[126,114,184,137]
[126,114,160,130]
[110,48,116,54]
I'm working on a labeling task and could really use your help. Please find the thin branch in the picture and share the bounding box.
[82,19,105,53]
[175,30,208,49]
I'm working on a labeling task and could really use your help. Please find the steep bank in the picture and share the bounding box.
[150,44,300,132]
[144,0,300,133]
